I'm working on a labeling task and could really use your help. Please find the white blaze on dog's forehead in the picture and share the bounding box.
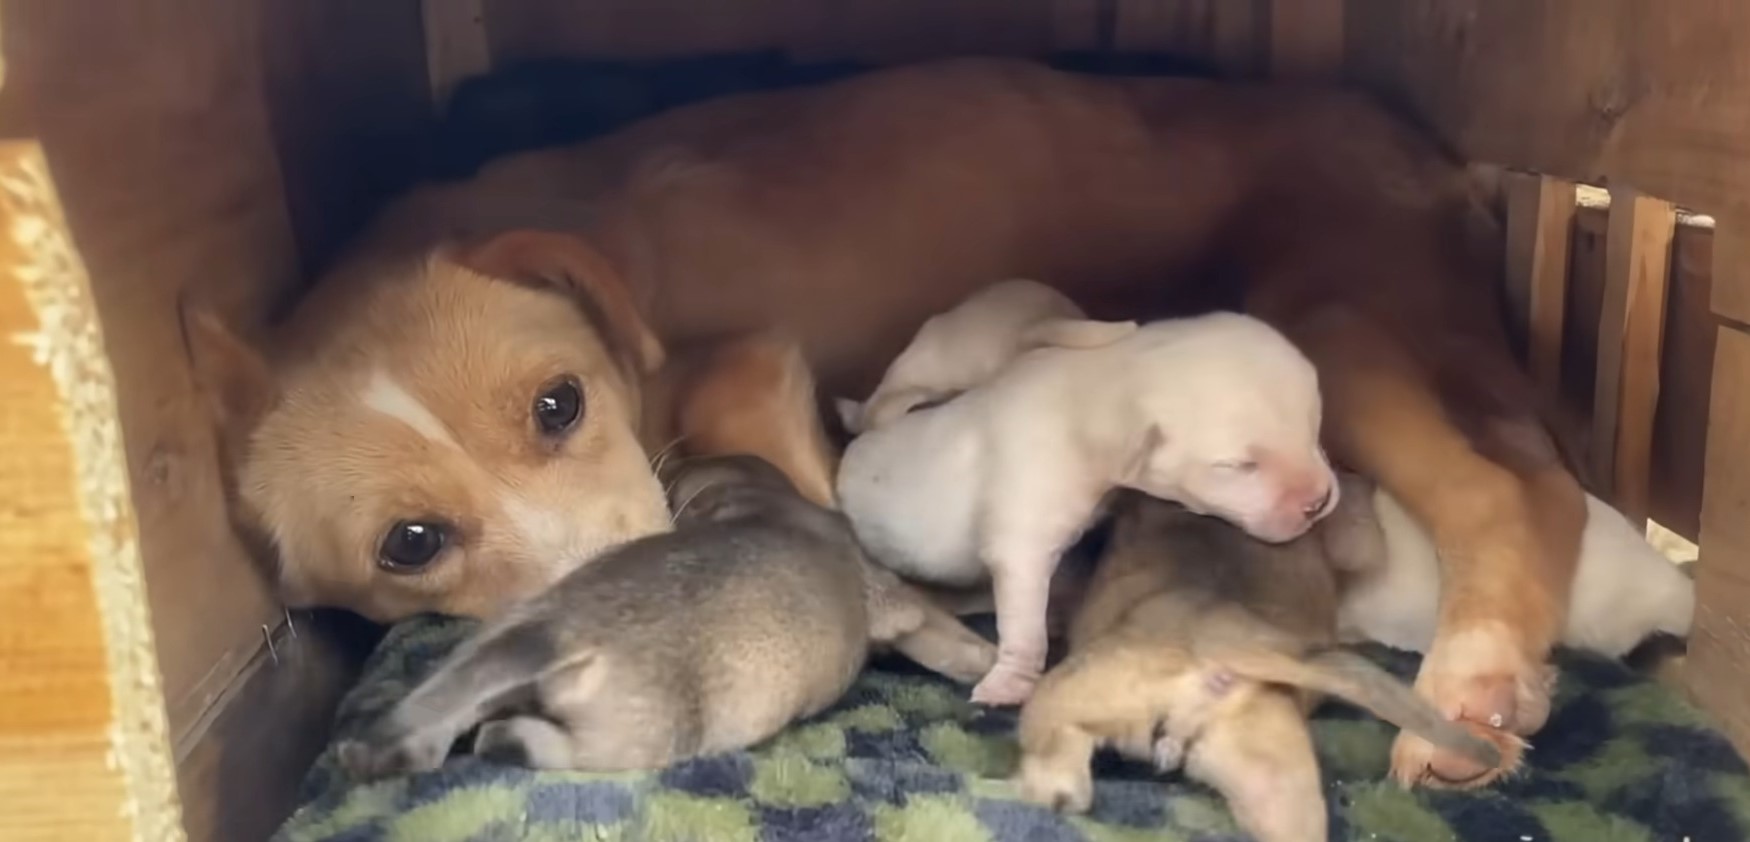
[361,368,459,449]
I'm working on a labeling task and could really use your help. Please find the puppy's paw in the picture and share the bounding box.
[475,716,576,770]
[971,665,1038,707]
[1018,755,1094,813]
[337,732,449,781]
[1389,624,1545,788]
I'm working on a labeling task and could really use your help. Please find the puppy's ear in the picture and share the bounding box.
[1019,318,1137,351]
[179,299,279,443]
[459,230,666,375]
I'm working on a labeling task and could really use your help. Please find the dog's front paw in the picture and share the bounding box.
[1390,624,1547,788]
[1151,733,1185,773]
[1018,755,1094,813]
[337,730,451,781]
[971,664,1039,706]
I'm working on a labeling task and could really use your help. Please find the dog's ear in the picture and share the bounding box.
[1019,318,1138,351]
[180,298,279,444]
[459,230,666,375]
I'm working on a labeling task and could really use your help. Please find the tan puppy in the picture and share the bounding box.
[1017,492,1516,842]
[339,455,994,778]
[191,58,1582,783]
[834,278,1134,434]
[838,312,1338,705]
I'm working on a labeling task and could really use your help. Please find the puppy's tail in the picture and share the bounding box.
[1214,647,1514,772]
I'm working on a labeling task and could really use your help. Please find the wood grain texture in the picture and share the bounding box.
[0,140,183,842]
[1688,325,1750,760]
[1502,172,1576,391]
[1591,187,1675,520]
[1559,207,1713,542]
[1345,0,1750,218]
[0,0,300,745]
[1717,217,1750,325]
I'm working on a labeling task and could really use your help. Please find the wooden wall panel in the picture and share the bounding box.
[0,0,301,746]
[1111,0,1265,76]
[1591,188,1676,517]
[1559,208,1712,542]
[1345,0,1750,219]
[1689,324,1750,759]
[482,0,1096,64]
[0,139,184,842]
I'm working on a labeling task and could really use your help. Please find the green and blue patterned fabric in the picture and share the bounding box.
[276,616,1750,841]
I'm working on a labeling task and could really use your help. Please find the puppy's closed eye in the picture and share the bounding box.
[1214,459,1260,475]
[533,376,585,436]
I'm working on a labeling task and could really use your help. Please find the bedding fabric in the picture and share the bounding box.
[276,616,1750,842]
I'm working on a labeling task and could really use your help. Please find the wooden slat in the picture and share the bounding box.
[422,0,491,106]
[1111,0,1265,77]
[1717,217,1750,326]
[1502,172,1577,391]
[1688,324,1750,760]
[0,140,183,842]
[1267,0,1343,80]
[1345,0,1750,219]
[0,0,301,747]
[1591,187,1676,519]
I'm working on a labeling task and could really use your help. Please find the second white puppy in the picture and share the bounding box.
[836,279,1136,434]
[837,311,1339,705]
[1337,481,1694,658]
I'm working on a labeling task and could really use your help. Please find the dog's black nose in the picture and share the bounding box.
[1303,488,1332,519]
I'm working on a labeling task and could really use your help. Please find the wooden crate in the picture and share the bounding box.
[1,1,1746,838]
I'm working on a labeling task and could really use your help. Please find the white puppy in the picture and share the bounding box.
[1336,482,1694,658]
[837,312,1338,705]
[835,279,1136,434]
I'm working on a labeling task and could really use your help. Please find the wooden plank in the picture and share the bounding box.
[1267,0,1343,80]
[1111,0,1265,76]
[1502,172,1576,391]
[1557,206,1713,542]
[0,0,302,756]
[1344,0,1750,219]
[422,0,491,106]
[0,140,183,842]
[1591,187,1676,519]
[1688,324,1750,760]
[1717,217,1750,325]
[262,0,432,273]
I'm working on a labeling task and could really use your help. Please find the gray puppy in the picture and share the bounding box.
[339,454,996,777]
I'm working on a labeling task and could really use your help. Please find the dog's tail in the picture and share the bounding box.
[1213,647,1519,774]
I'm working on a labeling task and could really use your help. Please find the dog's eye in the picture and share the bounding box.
[1216,459,1260,475]
[532,377,584,435]
[378,520,448,572]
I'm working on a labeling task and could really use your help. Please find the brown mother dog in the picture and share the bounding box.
[188,58,1583,787]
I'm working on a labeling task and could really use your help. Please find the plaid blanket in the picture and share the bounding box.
[276,617,1750,842]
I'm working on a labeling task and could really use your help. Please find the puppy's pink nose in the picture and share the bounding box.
[1302,487,1333,520]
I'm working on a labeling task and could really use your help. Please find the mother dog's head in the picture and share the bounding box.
[186,231,670,622]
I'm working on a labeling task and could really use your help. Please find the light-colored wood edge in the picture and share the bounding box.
[0,140,184,841]
[422,0,491,108]
[1503,171,1577,391]
[1268,0,1343,80]
[1592,186,1676,519]
[1687,323,1750,759]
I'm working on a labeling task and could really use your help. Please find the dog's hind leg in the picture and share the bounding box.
[1184,691,1327,842]
[1287,307,1582,788]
